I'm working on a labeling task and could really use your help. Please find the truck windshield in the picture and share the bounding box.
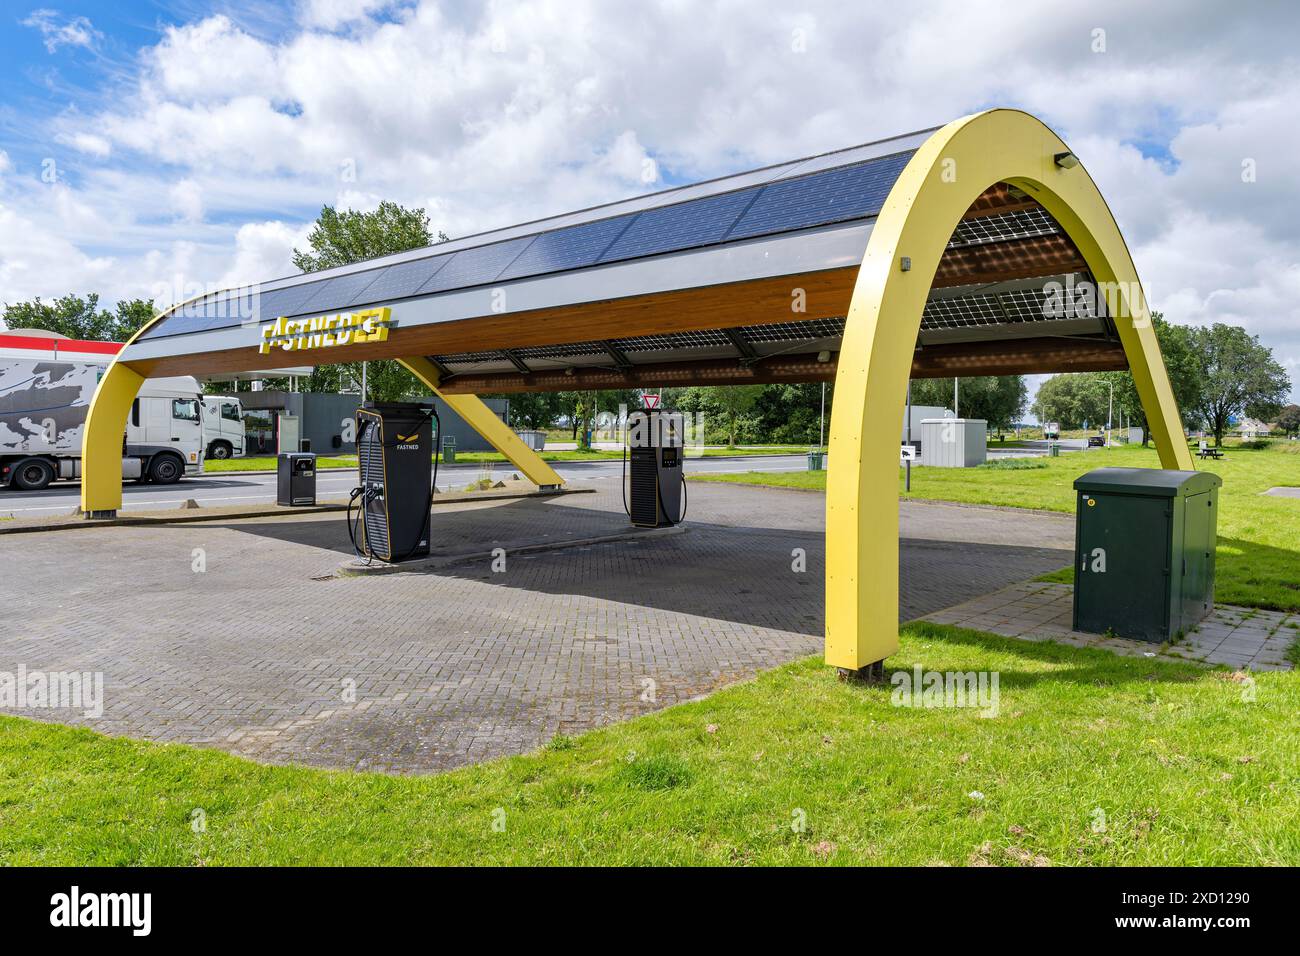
[172,399,200,422]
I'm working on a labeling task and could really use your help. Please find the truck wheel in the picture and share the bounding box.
[209,441,232,460]
[149,454,184,484]
[11,457,55,491]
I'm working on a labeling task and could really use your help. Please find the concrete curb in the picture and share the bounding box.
[338,522,687,576]
[0,486,594,535]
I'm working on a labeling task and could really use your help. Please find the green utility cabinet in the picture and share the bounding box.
[1072,467,1222,643]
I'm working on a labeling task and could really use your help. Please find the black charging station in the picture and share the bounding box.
[352,402,435,562]
[625,408,685,528]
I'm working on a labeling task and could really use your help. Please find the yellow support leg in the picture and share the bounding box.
[398,357,565,488]
[80,361,145,517]
[826,108,1193,674]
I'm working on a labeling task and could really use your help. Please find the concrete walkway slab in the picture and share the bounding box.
[923,580,1296,671]
[1263,486,1300,498]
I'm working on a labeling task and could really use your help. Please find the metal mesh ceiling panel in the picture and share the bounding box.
[921,280,1099,330]
[435,350,505,365]
[739,318,847,342]
[513,342,609,360]
[948,207,1058,248]
[612,330,734,352]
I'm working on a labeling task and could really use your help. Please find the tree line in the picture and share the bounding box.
[1030,314,1293,445]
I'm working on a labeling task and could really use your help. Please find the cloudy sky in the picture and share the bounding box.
[0,0,1296,399]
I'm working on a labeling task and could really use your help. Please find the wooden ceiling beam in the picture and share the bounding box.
[432,337,1128,394]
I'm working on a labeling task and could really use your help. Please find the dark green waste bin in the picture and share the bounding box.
[1072,468,1221,642]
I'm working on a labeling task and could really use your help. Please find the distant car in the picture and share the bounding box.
[1087,435,1106,447]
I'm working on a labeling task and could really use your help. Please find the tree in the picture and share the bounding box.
[1276,404,1300,438]
[1099,314,1204,444]
[912,375,1027,430]
[1031,373,1111,430]
[496,392,564,431]
[669,384,764,447]
[554,389,642,446]
[292,201,447,272]
[291,201,446,402]
[3,293,155,341]
[710,385,765,448]
[751,382,833,445]
[1188,323,1291,446]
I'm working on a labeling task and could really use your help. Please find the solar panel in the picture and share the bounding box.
[139,149,918,341]
[417,236,535,294]
[597,188,757,263]
[726,151,912,240]
[357,255,451,304]
[257,283,327,322]
[293,269,385,316]
[138,291,262,339]
[498,216,634,281]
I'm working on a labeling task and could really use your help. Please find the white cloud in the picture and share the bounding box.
[4,0,1297,397]
[297,0,395,30]
[22,9,101,53]
[169,179,205,222]
[59,131,112,158]
[218,220,314,290]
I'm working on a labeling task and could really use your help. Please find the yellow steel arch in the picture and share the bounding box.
[824,108,1194,672]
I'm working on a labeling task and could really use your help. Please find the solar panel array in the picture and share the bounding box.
[141,148,917,341]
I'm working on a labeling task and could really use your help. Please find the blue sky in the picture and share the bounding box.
[0,1,1296,403]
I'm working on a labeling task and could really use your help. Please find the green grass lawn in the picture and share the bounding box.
[695,443,1300,612]
[204,455,358,472]
[3,622,1296,866]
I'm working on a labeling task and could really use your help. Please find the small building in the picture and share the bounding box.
[229,391,509,455]
[919,418,988,467]
[1236,417,1271,440]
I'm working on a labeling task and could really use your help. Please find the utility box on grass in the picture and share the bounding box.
[1072,467,1221,643]
[919,418,987,467]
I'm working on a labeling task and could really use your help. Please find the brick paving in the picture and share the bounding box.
[923,580,1297,670]
[1,483,1071,773]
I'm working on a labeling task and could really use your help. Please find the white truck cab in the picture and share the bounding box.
[127,377,207,481]
[202,395,245,459]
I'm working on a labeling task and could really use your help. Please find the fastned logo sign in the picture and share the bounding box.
[258,306,393,354]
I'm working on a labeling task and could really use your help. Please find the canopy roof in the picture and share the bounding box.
[123,122,1126,389]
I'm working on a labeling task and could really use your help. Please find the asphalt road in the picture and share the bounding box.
[0,441,1081,518]
[0,454,815,517]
